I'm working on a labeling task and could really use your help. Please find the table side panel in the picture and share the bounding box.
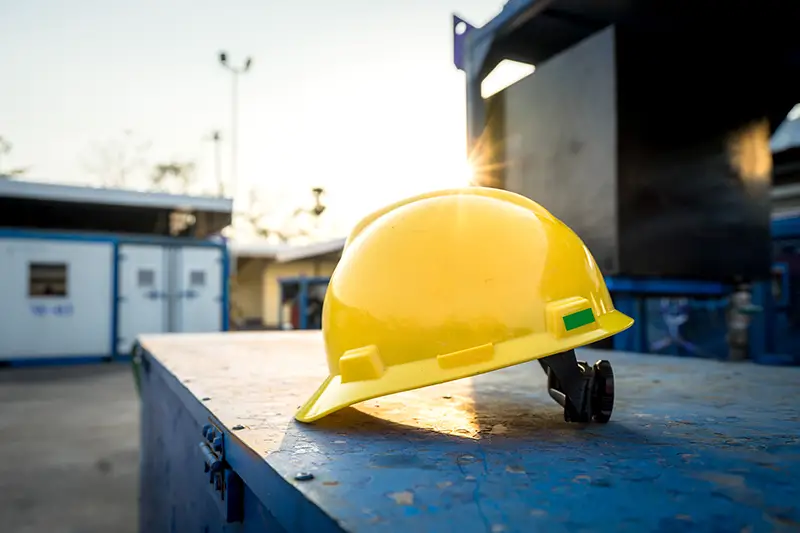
[139,351,287,533]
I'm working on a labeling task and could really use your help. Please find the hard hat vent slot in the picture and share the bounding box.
[437,343,494,369]
[339,345,385,383]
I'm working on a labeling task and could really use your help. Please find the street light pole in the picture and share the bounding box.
[218,51,252,201]
[211,131,223,196]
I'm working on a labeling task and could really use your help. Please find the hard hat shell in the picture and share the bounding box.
[295,187,633,422]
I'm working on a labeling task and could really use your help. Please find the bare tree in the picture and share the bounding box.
[289,186,328,235]
[0,135,30,178]
[150,161,196,195]
[1,167,29,178]
[83,130,152,188]
[235,188,299,242]
[235,187,321,242]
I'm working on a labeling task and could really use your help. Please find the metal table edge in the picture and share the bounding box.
[141,345,345,533]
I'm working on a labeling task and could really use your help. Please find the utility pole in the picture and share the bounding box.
[218,51,252,202]
[208,130,223,196]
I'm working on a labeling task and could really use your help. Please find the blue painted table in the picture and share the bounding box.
[136,332,800,533]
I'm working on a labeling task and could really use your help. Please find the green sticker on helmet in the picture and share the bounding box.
[563,308,595,331]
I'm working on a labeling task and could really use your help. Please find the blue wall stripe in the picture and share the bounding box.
[111,241,121,357]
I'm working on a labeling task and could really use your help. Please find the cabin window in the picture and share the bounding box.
[190,270,206,287]
[138,269,155,287]
[28,263,68,297]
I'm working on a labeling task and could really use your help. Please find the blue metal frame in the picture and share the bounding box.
[750,282,771,363]
[604,277,729,296]
[277,276,331,330]
[220,236,230,332]
[605,273,797,364]
[0,228,229,364]
[111,241,121,357]
[771,214,800,239]
[764,213,800,364]
[604,276,731,354]
[771,262,790,309]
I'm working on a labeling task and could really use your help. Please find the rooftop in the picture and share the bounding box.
[0,178,232,213]
[0,179,233,237]
[230,237,345,263]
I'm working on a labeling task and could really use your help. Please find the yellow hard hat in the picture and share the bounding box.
[295,187,633,423]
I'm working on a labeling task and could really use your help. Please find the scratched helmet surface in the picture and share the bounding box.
[295,187,633,422]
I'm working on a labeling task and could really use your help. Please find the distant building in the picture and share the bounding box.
[229,238,345,329]
[0,179,232,364]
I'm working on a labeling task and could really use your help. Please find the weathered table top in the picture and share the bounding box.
[139,331,800,533]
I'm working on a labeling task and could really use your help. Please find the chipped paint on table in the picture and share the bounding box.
[138,331,800,533]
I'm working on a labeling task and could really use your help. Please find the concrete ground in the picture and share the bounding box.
[0,363,139,533]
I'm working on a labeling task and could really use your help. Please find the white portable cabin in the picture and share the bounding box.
[0,179,233,364]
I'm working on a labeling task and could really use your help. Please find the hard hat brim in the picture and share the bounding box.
[294,309,634,423]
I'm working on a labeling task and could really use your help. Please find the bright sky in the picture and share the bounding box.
[0,0,511,239]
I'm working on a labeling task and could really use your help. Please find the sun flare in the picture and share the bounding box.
[460,158,476,184]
